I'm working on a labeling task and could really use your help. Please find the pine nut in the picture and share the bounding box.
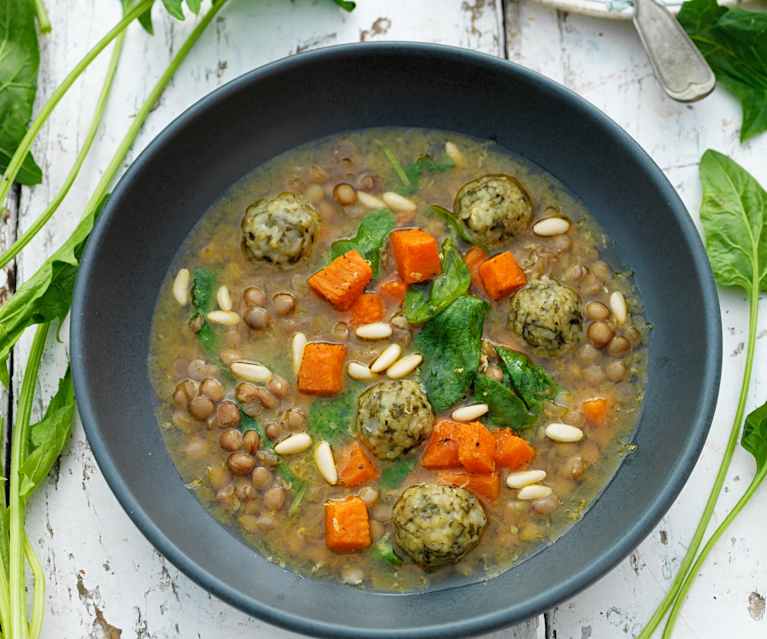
[532,217,570,237]
[275,433,312,456]
[506,470,547,489]
[314,441,338,485]
[545,422,584,443]
[517,485,553,501]
[609,291,628,324]
[216,285,233,311]
[207,310,240,326]
[386,353,422,379]
[348,361,377,381]
[382,192,417,213]
[292,332,307,374]
[172,268,191,306]
[445,141,464,167]
[230,361,272,384]
[356,322,392,340]
[357,191,386,209]
[451,403,489,422]
[370,343,402,373]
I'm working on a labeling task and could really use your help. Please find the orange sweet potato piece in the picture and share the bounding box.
[464,246,487,289]
[582,398,610,427]
[350,292,384,325]
[494,429,535,470]
[339,441,380,486]
[308,249,372,310]
[479,251,527,300]
[390,229,441,284]
[378,277,407,303]
[456,421,496,474]
[439,471,501,502]
[421,420,461,469]
[325,496,371,552]
[297,342,346,396]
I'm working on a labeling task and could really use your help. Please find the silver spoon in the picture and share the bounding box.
[633,0,716,102]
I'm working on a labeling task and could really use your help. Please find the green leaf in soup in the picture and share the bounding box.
[698,149,767,295]
[678,0,767,141]
[308,387,360,443]
[330,209,396,278]
[0,0,43,185]
[414,295,489,412]
[379,457,416,490]
[19,368,75,499]
[428,205,477,245]
[473,374,532,428]
[398,155,454,195]
[404,238,471,324]
[742,400,767,470]
[371,533,403,566]
[495,347,556,413]
[190,267,219,358]
[0,194,111,386]
[239,410,266,440]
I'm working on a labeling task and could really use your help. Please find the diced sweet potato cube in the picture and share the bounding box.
[421,420,461,469]
[308,249,372,310]
[479,251,526,300]
[582,398,609,427]
[464,246,487,290]
[339,441,380,486]
[378,277,407,303]
[298,342,346,396]
[494,429,535,470]
[439,471,501,502]
[325,496,371,552]
[456,421,496,474]
[390,229,441,284]
[350,293,384,325]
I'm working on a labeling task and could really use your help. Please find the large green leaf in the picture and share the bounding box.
[0,0,42,184]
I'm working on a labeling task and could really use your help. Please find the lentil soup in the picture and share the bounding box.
[149,128,648,592]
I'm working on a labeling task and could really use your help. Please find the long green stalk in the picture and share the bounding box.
[0,20,127,269]
[0,0,152,206]
[8,323,49,639]
[663,465,767,637]
[23,537,44,639]
[0,421,10,639]
[33,0,51,33]
[638,279,760,638]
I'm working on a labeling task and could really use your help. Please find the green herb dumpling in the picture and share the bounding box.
[355,380,434,460]
[454,174,533,245]
[393,484,487,568]
[508,277,582,355]
[241,192,320,266]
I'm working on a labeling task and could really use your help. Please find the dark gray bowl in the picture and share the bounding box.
[71,43,721,638]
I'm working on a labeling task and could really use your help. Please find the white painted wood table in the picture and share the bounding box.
[2,0,765,637]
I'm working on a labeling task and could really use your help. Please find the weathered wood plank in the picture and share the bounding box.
[506,2,766,637]
[14,1,539,637]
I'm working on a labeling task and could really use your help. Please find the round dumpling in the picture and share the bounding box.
[355,380,434,460]
[508,277,582,355]
[454,174,533,245]
[241,192,320,266]
[393,484,487,568]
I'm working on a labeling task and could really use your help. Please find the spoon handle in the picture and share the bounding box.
[632,0,715,103]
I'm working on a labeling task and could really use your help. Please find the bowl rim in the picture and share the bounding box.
[71,41,722,638]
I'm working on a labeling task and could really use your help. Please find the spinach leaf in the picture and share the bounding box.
[276,463,308,516]
[415,295,488,411]
[371,533,402,566]
[0,0,43,185]
[19,368,75,498]
[678,0,767,141]
[399,155,454,195]
[239,410,265,438]
[330,209,395,278]
[308,387,359,443]
[698,149,767,294]
[0,195,110,386]
[404,238,470,324]
[742,400,767,470]
[496,347,556,413]
[190,267,219,358]
[428,205,476,245]
[473,374,532,428]
[334,0,357,10]
[379,457,416,490]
